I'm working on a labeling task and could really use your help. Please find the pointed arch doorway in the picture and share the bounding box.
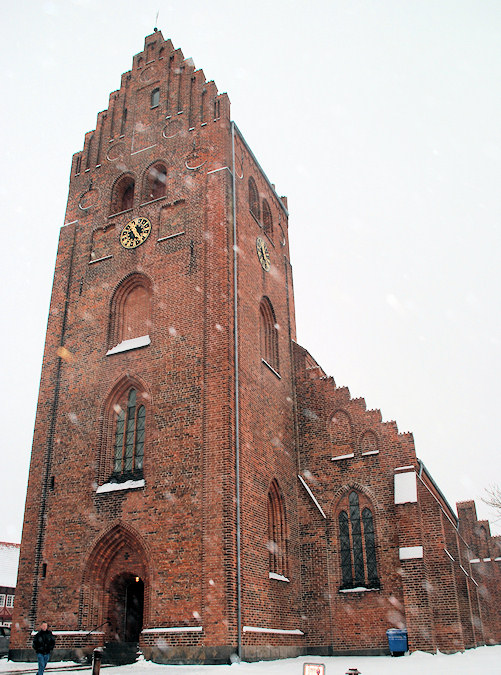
[82,524,148,648]
[109,573,144,642]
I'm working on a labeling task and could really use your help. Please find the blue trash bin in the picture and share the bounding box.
[386,628,408,656]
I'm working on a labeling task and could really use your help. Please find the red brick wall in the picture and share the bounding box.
[10,30,501,664]
[11,32,237,659]
[294,343,415,653]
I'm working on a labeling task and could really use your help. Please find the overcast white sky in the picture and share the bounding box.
[0,0,499,543]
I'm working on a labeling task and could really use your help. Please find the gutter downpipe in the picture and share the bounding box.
[231,121,243,661]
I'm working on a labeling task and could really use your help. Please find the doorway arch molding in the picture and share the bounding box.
[79,522,150,635]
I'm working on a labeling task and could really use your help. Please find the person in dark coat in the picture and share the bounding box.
[32,622,55,675]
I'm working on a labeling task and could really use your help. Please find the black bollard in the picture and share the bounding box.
[92,648,103,675]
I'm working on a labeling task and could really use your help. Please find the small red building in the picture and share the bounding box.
[9,32,501,664]
[0,543,20,627]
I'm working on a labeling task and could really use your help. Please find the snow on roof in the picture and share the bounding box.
[0,542,20,588]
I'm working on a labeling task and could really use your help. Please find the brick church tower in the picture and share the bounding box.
[10,31,501,664]
[10,31,301,664]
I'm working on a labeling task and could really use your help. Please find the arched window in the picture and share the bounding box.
[360,430,378,454]
[249,177,260,220]
[143,162,167,201]
[109,274,152,352]
[150,87,160,108]
[262,199,273,236]
[260,296,279,372]
[97,376,150,485]
[338,491,379,590]
[330,410,352,449]
[112,388,145,480]
[267,480,288,579]
[111,174,135,214]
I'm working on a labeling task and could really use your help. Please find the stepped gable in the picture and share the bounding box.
[457,500,501,560]
[293,340,417,470]
[69,29,230,201]
[456,500,501,645]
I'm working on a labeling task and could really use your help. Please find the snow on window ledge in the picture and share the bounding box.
[106,335,150,356]
[339,587,379,593]
[243,626,303,635]
[52,631,106,636]
[269,572,290,582]
[142,626,202,634]
[32,630,106,636]
[332,453,354,461]
[96,479,145,494]
[361,449,379,456]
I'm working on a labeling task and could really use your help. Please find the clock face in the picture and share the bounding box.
[256,237,271,271]
[120,217,152,249]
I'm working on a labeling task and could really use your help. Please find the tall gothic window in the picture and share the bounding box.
[338,491,379,590]
[267,480,288,579]
[249,177,260,220]
[112,388,145,480]
[259,296,279,373]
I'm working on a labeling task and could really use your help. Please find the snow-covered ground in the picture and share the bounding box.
[1,646,500,675]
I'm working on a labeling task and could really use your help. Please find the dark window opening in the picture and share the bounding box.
[122,184,134,211]
[338,491,379,590]
[112,388,145,482]
[111,175,135,214]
